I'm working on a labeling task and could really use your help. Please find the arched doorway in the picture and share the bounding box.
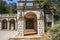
[24,12,37,35]
[9,19,15,30]
[2,19,7,29]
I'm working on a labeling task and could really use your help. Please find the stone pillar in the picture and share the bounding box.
[0,21,1,30]
[18,20,24,36]
[15,21,16,30]
[17,10,24,36]
[7,21,9,30]
[38,9,44,36]
[15,21,17,30]
[38,19,44,36]
[52,15,54,27]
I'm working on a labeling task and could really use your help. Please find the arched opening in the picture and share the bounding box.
[24,12,37,35]
[9,19,15,30]
[2,19,7,29]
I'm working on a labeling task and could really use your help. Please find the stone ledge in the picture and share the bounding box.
[9,34,49,40]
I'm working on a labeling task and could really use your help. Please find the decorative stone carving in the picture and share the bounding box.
[38,20,44,36]
[38,9,44,36]
[18,20,24,36]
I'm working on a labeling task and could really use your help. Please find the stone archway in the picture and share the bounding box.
[9,19,15,30]
[26,18,34,29]
[24,12,37,35]
[2,19,7,29]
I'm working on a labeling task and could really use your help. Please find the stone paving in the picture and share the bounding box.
[0,30,18,40]
[9,34,49,40]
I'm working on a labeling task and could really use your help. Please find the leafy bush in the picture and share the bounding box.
[47,21,60,40]
[46,27,51,32]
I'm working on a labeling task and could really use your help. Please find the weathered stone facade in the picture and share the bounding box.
[0,0,54,36]
[0,14,17,30]
[0,11,53,36]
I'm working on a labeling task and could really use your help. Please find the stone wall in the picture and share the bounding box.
[17,9,45,36]
[0,14,17,30]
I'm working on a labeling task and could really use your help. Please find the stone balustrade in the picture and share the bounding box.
[0,14,17,18]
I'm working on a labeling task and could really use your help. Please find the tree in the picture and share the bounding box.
[0,0,17,14]
[54,0,60,8]
[36,0,60,21]
[8,2,17,14]
[0,1,9,14]
[48,21,60,40]
[36,1,60,40]
[8,0,17,14]
[36,0,51,7]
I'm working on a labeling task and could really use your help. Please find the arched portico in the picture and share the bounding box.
[2,19,7,29]
[24,12,37,35]
[9,19,15,30]
[18,10,44,36]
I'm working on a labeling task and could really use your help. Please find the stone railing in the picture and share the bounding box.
[0,14,17,18]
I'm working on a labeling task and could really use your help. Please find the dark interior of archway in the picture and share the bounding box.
[9,20,15,30]
[24,12,37,36]
[26,18,34,29]
[2,20,7,29]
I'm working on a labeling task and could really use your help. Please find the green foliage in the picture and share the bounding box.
[36,0,60,22]
[36,0,51,7]
[46,26,51,32]
[9,9,13,14]
[52,0,60,8]
[36,0,60,8]
[0,1,8,14]
[54,2,60,8]
[54,15,60,22]
[8,2,17,14]
[48,21,60,40]
[0,0,17,14]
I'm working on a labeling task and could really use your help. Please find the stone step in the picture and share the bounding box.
[9,34,49,40]
[24,29,37,36]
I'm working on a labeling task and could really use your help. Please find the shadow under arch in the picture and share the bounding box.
[9,19,15,30]
[2,19,7,29]
[24,12,37,35]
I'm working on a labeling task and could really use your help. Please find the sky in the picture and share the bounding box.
[4,0,17,4]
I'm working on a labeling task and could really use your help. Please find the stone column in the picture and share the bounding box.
[0,21,2,30]
[38,9,44,36]
[17,10,24,36]
[15,21,17,30]
[18,20,24,36]
[7,21,9,30]
[38,19,44,36]
[52,15,54,27]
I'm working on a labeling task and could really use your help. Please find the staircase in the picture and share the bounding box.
[9,33,49,40]
[24,29,37,36]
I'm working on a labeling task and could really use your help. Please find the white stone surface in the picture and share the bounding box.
[0,22,1,30]
[0,30,18,40]
[7,22,9,30]
[38,20,44,36]
[18,20,24,36]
